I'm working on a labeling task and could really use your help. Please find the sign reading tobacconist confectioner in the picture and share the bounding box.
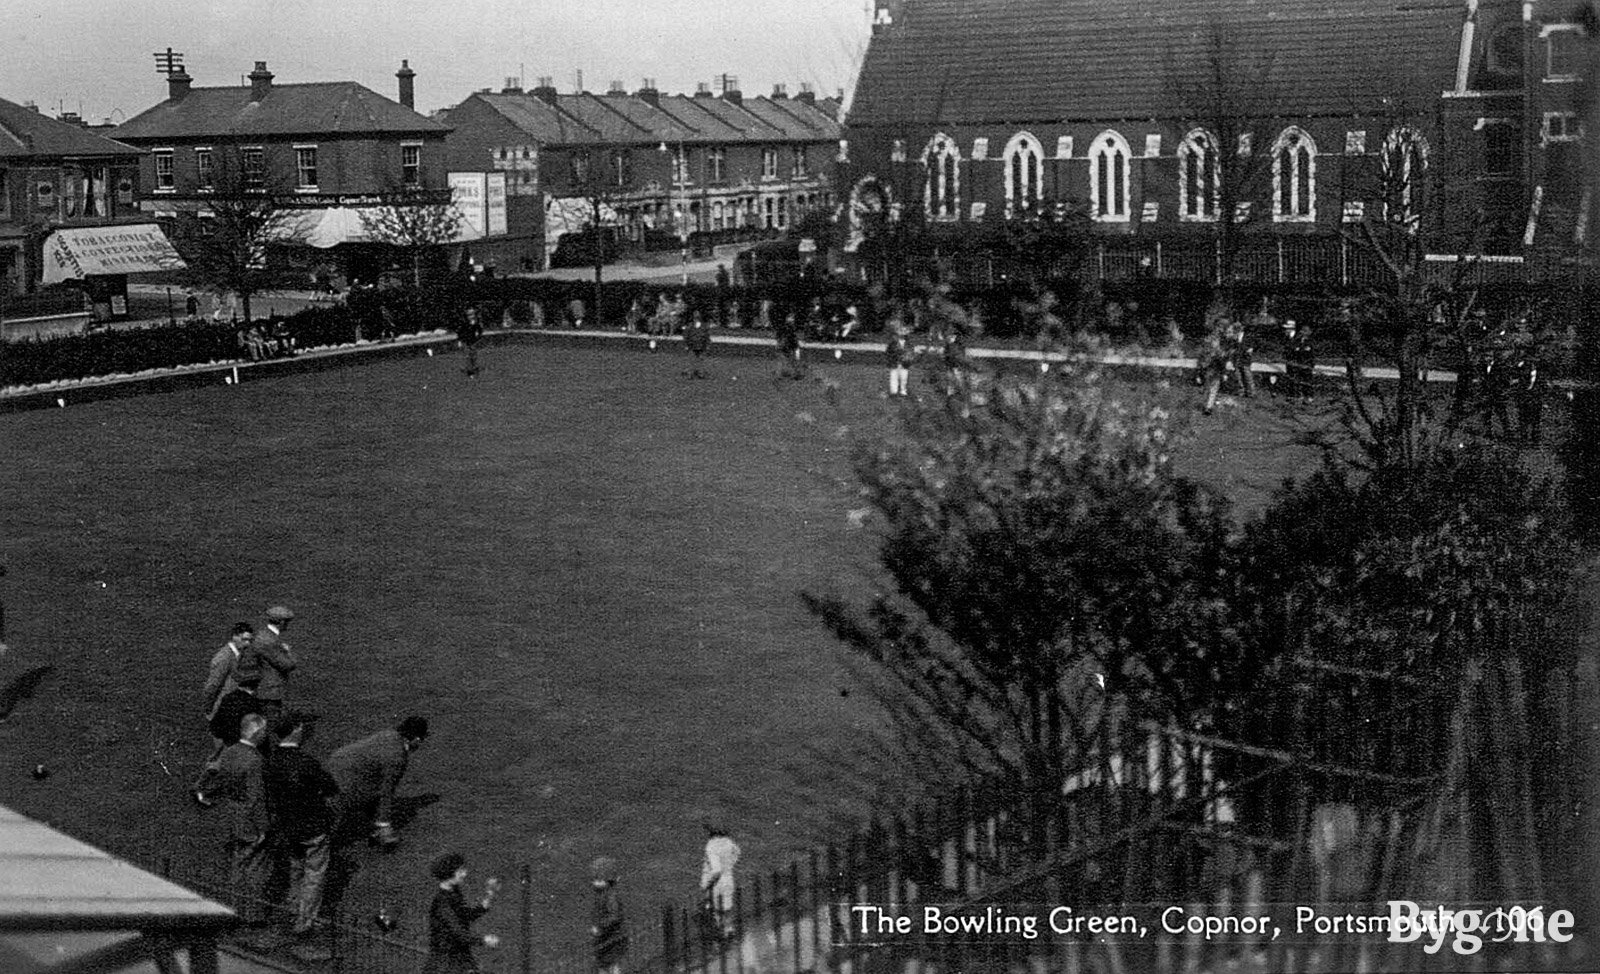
[41,224,186,284]
[449,172,508,241]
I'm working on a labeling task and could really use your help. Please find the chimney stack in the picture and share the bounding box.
[694,81,713,98]
[718,73,742,105]
[502,76,523,95]
[635,78,660,107]
[607,79,627,97]
[167,67,193,101]
[771,83,789,99]
[531,76,558,103]
[795,82,816,106]
[397,59,416,109]
[248,61,274,102]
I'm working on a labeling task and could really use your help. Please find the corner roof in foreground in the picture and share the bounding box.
[0,804,234,933]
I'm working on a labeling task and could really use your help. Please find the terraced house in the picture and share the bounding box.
[441,78,841,270]
[841,0,1598,288]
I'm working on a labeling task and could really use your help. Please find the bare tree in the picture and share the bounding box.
[358,185,462,286]
[171,148,307,324]
[1334,76,1550,469]
[547,146,632,328]
[1163,18,1285,300]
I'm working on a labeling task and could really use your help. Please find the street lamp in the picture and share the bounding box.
[658,141,690,285]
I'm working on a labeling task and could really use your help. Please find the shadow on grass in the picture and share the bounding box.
[391,792,442,831]
[0,665,55,722]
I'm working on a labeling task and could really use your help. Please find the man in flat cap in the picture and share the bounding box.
[237,606,296,718]
[328,715,429,850]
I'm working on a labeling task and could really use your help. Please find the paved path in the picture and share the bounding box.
[525,243,744,284]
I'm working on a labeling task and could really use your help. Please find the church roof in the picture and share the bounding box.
[849,0,1466,127]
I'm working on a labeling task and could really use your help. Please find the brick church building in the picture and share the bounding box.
[840,0,1597,289]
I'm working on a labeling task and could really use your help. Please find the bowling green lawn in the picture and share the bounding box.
[0,339,1351,959]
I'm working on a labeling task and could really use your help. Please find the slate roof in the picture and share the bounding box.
[593,93,701,143]
[114,82,448,141]
[460,90,842,147]
[742,97,833,140]
[547,93,658,142]
[848,0,1466,126]
[773,98,845,136]
[674,95,787,138]
[655,95,751,142]
[0,97,141,159]
[472,93,603,144]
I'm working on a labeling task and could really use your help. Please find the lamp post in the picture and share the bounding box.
[658,141,690,285]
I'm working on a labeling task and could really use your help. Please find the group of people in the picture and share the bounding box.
[190,606,746,972]
[234,319,298,362]
[1197,306,1317,415]
[1464,314,1547,443]
[194,605,432,961]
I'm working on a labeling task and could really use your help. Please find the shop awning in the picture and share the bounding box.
[293,207,378,249]
[41,225,185,283]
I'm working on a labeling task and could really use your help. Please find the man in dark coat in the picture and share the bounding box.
[457,306,483,378]
[264,711,340,959]
[422,853,500,974]
[1281,318,1315,402]
[327,715,429,849]
[684,312,712,379]
[196,713,273,927]
[194,677,263,807]
[775,309,803,379]
[237,606,296,717]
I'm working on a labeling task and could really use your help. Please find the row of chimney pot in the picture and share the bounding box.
[501,80,825,108]
[166,59,419,109]
[162,59,837,115]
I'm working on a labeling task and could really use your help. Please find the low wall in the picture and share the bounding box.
[0,327,1429,417]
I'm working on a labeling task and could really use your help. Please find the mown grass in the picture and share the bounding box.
[0,341,1325,959]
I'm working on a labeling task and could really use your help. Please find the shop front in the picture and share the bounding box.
[41,224,186,322]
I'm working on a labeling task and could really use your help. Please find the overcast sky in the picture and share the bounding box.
[2,0,873,123]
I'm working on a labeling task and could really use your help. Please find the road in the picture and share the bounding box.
[527,243,745,284]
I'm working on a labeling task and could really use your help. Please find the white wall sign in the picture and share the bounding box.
[450,172,487,240]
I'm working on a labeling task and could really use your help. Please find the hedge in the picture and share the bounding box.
[0,286,454,391]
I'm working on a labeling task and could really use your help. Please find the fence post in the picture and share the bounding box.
[722,885,736,974]
[770,868,786,969]
[662,904,676,974]
[808,849,822,974]
[825,843,840,974]
[520,863,532,974]
[683,905,696,974]
[790,860,803,974]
